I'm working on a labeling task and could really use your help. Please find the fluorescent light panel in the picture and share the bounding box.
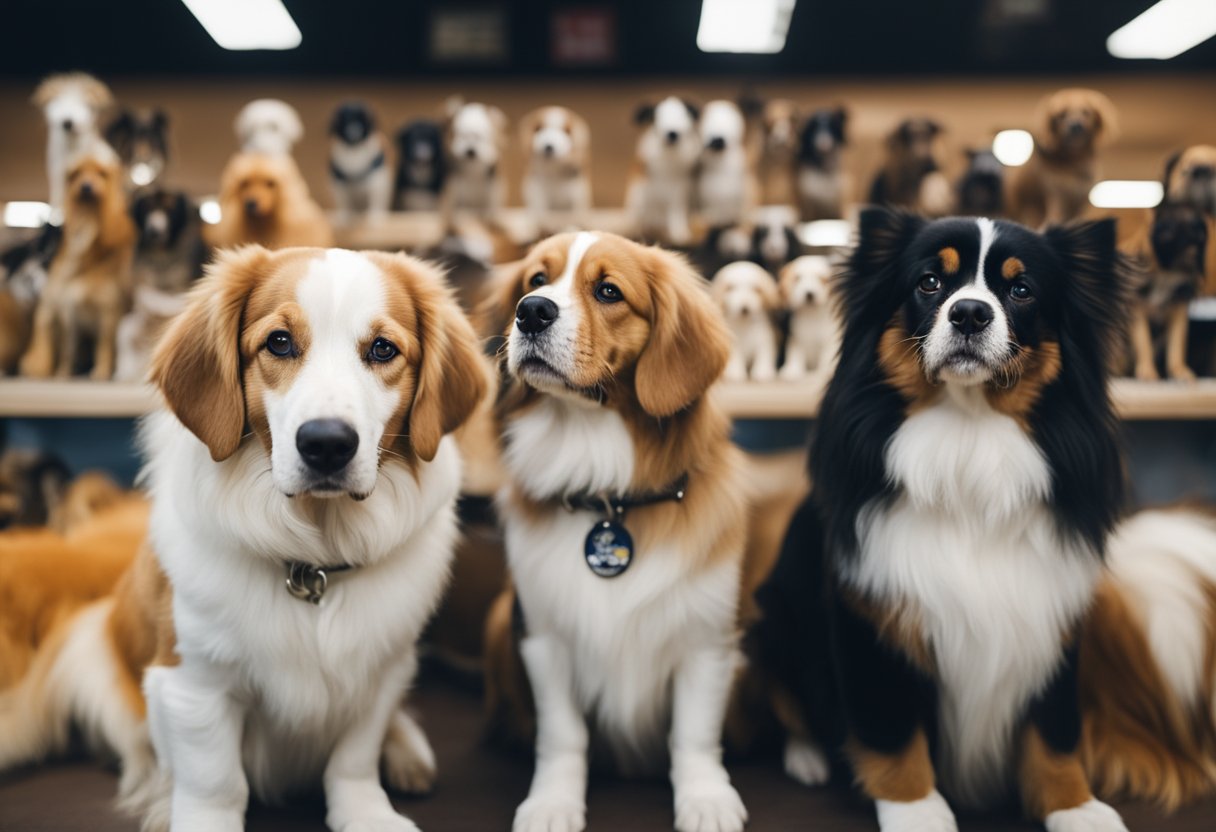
[4,201,52,228]
[800,219,851,248]
[697,0,796,54]
[992,129,1034,167]
[1107,0,1216,60]
[181,0,302,51]
[1089,180,1164,209]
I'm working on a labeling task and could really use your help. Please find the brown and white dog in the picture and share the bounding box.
[20,149,135,379]
[778,254,837,381]
[867,117,953,217]
[1007,88,1118,227]
[626,97,702,245]
[520,106,592,237]
[483,232,751,832]
[711,260,781,382]
[209,152,334,250]
[442,99,508,229]
[0,245,488,832]
[32,72,114,219]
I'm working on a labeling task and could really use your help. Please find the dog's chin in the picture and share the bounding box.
[930,350,997,387]
[281,476,372,501]
[513,356,600,402]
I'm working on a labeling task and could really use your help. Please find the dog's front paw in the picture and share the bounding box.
[1044,799,1128,832]
[337,811,421,832]
[875,790,957,832]
[674,782,748,832]
[512,794,586,832]
[1133,362,1160,382]
[779,361,806,381]
[1167,363,1198,384]
[381,710,437,795]
[783,737,829,787]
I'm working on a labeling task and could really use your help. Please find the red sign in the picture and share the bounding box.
[552,7,617,66]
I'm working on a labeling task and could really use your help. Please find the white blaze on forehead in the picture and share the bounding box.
[454,103,493,135]
[655,96,695,131]
[296,249,386,333]
[558,231,599,285]
[974,217,997,287]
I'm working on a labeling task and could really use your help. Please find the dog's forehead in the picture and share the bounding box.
[247,250,391,334]
[453,104,492,133]
[655,97,693,126]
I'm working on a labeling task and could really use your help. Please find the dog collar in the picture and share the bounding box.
[330,151,386,184]
[559,473,689,517]
[284,561,356,605]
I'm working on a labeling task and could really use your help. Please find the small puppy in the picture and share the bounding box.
[1007,88,1118,227]
[0,224,62,374]
[868,117,953,216]
[778,255,836,380]
[750,206,803,272]
[393,120,446,211]
[519,106,592,236]
[698,100,756,229]
[1127,201,1208,382]
[0,449,71,530]
[32,72,114,217]
[20,149,135,380]
[626,96,701,245]
[115,189,208,381]
[712,260,781,382]
[328,101,392,223]
[442,99,508,227]
[956,149,1006,217]
[106,107,171,189]
[796,106,849,221]
[234,98,304,157]
[209,152,334,249]
[1163,144,1216,294]
[755,98,800,207]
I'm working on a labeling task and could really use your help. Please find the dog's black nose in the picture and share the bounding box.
[707,136,726,152]
[78,182,94,200]
[543,144,555,157]
[1067,121,1087,137]
[62,118,75,132]
[1193,164,1215,180]
[665,130,680,145]
[244,198,260,216]
[949,299,994,336]
[297,419,359,474]
[464,147,477,160]
[516,295,559,336]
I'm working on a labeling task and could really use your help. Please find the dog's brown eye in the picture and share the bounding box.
[595,282,623,303]
[367,337,398,363]
[1010,281,1033,302]
[918,274,942,294]
[266,330,294,357]
[529,272,546,288]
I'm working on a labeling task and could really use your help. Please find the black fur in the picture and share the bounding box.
[330,101,376,146]
[392,120,446,210]
[956,149,1005,217]
[797,107,847,168]
[105,108,169,179]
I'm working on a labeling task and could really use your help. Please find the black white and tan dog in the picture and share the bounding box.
[392,120,446,212]
[0,224,61,375]
[756,208,1216,830]
[626,96,702,245]
[868,118,952,217]
[105,107,171,190]
[328,101,392,223]
[956,149,1005,217]
[519,106,592,237]
[796,106,849,221]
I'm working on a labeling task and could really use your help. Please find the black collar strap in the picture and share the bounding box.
[284,561,355,605]
[560,473,689,518]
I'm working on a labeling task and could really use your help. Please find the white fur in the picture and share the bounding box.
[845,385,1101,808]
[444,103,505,221]
[1044,799,1128,832]
[876,790,958,832]
[235,99,303,157]
[626,97,701,245]
[523,108,592,236]
[697,101,752,228]
[39,80,110,218]
[712,261,778,382]
[330,134,392,223]
[780,256,836,381]
[504,397,634,501]
[783,737,830,787]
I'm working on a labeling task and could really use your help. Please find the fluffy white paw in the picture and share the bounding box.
[381,710,437,795]
[779,362,806,381]
[512,795,586,832]
[783,737,829,787]
[1044,799,1128,832]
[674,782,748,832]
[339,815,421,832]
[875,790,958,832]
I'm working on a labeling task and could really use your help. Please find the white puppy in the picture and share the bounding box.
[711,261,781,381]
[235,99,304,157]
[32,73,113,219]
[697,100,755,229]
[625,96,701,245]
[778,255,837,380]
[442,99,507,227]
[520,106,592,236]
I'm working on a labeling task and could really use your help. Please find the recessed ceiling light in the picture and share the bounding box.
[199,199,222,224]
[799,219,851,248]
[1089,180,1164,209]
[697,0,796,54]
[1107,0,1216,60]
[992,129,1034,167]
[181,0,302,51]
[4,201,52,228]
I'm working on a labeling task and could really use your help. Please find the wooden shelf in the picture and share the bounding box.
[3,378,1216,421]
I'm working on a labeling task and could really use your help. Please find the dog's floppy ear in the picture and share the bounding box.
[1043,218,1129,367]
[150,108,169,133]
[1089,90,1119,147]
[476,258,529,343]
[444,96,466,120]
[633,102,655,126]
[840,207,926,324]
[1162,149,1184,190]
[150,245,269,461]
[635,248,731,417]
[832,105,848,136]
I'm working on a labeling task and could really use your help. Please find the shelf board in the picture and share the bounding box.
[2,378,1216,421]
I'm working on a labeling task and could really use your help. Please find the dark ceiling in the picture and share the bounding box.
[3,0,1214,80]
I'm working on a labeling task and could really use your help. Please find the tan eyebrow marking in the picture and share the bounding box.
[1002,257,1026,280]
[938,247,960,275]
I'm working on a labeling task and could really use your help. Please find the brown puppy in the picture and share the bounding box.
[1007,88,1118,227]
[207,152,333,249]
[755,98,800,207]
[20,150,135,379]
[868,118,953,217]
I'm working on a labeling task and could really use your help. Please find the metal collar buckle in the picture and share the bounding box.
[284,562,349,605]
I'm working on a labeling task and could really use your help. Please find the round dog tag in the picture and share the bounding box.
[584,520,633,578]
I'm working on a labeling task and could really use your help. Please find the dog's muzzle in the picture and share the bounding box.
[516,295,559,337]
[296,418,359,475]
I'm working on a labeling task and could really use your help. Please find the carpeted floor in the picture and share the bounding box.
[2,673,1213,832]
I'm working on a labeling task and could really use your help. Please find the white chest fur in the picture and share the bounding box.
[843,388,1100,807]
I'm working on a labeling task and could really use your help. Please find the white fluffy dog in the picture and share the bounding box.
[778,255,837,380]
[697,100,755,229]
[235,99,304,157]
[625,96,701,245]
[711,261,781,381]
[442,99,507,227]
[32,72,114,218]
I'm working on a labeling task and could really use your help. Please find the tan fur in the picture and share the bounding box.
[49,471,126,535]
[208,153,333,250]
[938,247,960,276]
[849,730,937,803]
[1166,144,1216,296]
[482,583,535,748]
[31,72,113,111]
[878,318,939,411]
[984,340,1062,426]
[1007,89,1118,228]
[1001,257,1026,281]
[519,106,591,172]
[20,152,135,380]
[0,290,32,374]
[1019,726,1095,820]
[756,99,799,206]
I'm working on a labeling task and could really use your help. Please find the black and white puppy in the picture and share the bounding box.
[750,206,803,271]
[105,107,170,190]
[393,120,447,212]
[114,189,207,381]
[697,100,755,229]
[0,224,61,374]
[796,106,848,221]
[956,149,1006,217]
[626,96,701,245]
[759,209,1130,832]
[328,101,392,222]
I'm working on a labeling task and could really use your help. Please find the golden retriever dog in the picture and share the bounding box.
[20,149,135,379]
[208,152,333,250]
[1007,88,1118,227]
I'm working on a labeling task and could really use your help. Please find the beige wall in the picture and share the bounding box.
[2,73,1214,210]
